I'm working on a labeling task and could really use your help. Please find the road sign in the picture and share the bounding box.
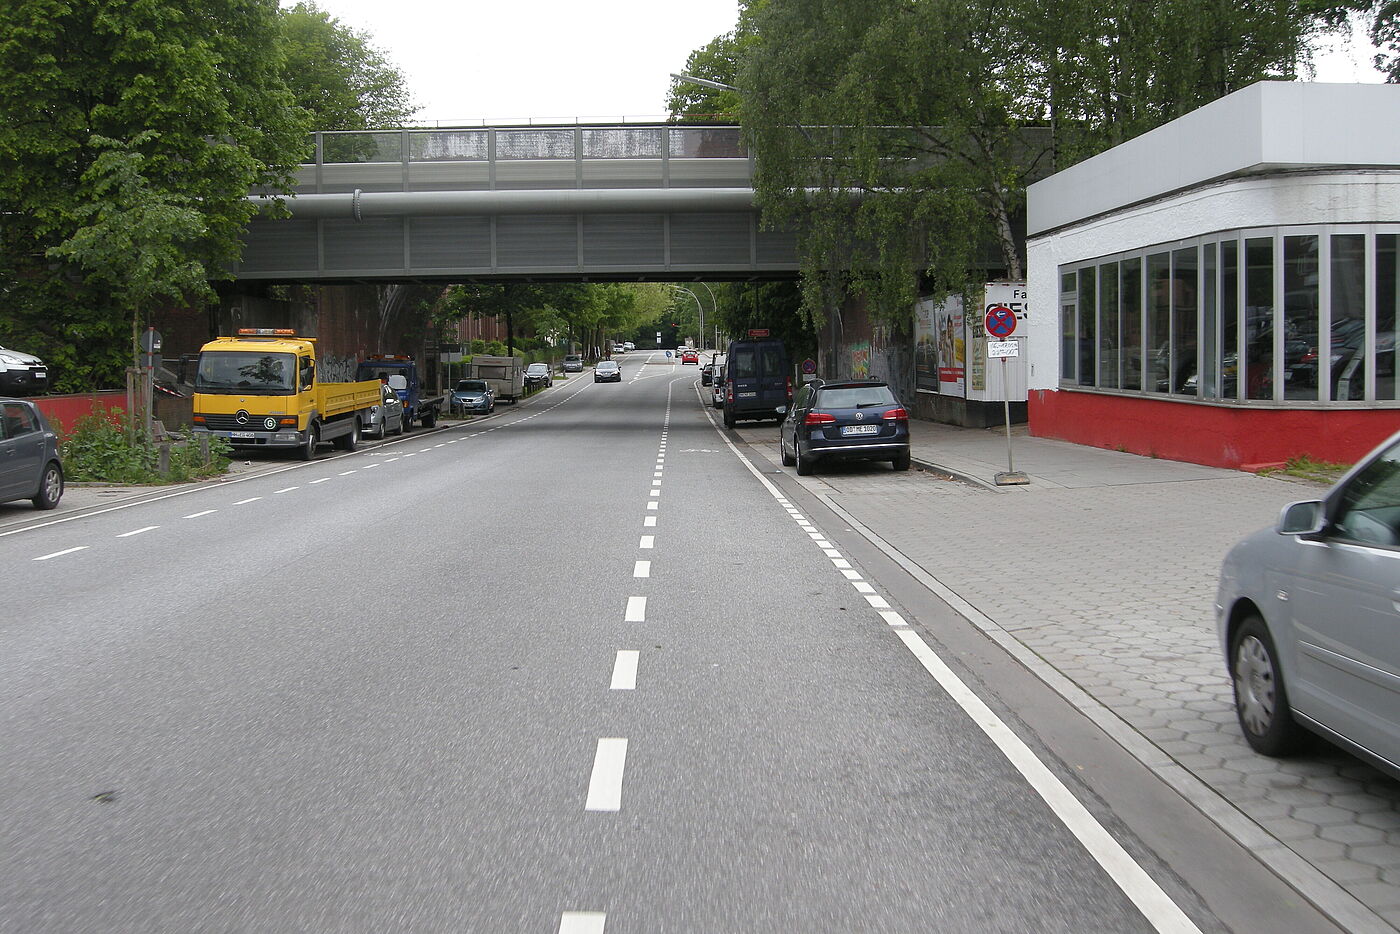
[801,358,817,375]
[984,305,1017,338]
[988,340,1019,358]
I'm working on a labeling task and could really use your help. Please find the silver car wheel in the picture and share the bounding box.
[1234,634,1277,736]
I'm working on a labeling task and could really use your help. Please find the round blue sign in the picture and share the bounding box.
[985,305,1017,338]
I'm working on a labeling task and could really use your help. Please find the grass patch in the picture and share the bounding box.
[1261,455,1351,485]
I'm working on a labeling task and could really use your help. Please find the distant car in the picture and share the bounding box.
[780,379,910,475]
[366,383,404,438]
[451,379,495,414]
[681,350,699,365]
[595,361,622,382]
[623,341,636,352]
[0,345,49,396]
[563,354,583,373]
[524,362,551,390]
[1216,428,1400,780]
[613,344,627,355]
[0,398,63,509]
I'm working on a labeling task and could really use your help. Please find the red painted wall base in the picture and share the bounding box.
[33,392,128,437]
[1028,390,1400,470]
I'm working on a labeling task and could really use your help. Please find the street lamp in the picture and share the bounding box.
[672,285,705,349]
[670,73,738,94]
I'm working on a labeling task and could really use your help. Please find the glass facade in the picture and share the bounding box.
[1058,227,1400,404]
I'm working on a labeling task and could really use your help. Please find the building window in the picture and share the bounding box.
[1058,226,1400,406]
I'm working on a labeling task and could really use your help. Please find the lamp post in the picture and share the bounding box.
[672,285,704,349]
[670,73,738,94]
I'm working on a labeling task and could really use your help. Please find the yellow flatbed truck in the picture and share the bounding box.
[191,329,384,460]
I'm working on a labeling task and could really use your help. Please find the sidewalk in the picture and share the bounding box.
[741,417,1400,932]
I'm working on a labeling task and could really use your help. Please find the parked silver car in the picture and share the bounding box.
[0,398,63,509]
[366,383,404,439]
[1217,429,1400,779]
[0,345,49,396]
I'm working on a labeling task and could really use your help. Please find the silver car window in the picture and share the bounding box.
[1334,439,1400,546]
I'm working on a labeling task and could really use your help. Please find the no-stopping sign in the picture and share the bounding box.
[984,305,1017,338]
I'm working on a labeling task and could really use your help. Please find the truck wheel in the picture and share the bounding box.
[422,408,437,428]
[298,424,320,460]
[336,418,360,451]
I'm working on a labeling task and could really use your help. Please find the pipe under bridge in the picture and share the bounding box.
[235,125,798,282]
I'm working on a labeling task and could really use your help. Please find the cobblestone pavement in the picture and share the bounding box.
[735,421,1400,931]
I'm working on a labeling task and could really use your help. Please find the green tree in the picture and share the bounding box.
[278,2,417,130]
[0,0,311,390]
[667,28,750,122]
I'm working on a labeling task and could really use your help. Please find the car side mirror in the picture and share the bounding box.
[1277,500,1326,536]
[388,375,407,390]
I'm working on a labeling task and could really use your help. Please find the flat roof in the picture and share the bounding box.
[1028,82,1400,236]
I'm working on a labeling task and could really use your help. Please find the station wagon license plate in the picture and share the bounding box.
[230,431,255,439]
[841,424,878,436]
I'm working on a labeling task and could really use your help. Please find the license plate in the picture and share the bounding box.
[841,424,878,436]
[738,391,756,398]
[33,370,46,378]
[230,431,255,439]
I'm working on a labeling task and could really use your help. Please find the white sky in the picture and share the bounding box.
[294,0,1385,126]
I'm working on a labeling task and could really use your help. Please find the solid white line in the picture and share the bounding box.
[34,546,88,561]
[585,738,628,811]
[633,560,651,578]
[558,911,606,934]
[182,510,216,519]
[233,497,262,505]
[625,596,646,622]
[116,526,158,538]
[895,629,1202,933]
[644,516,657,527]
[640,535,655,549]
[610,650,639,690]
[274,486,299,494]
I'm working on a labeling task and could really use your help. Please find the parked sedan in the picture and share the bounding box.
[779,379,910,475]
[594,360,622,383]
[524,362,551,390]
[563,354,584,373]
[0,345,49,396]
[1217,429,1400,780]
[451,379,495,414]
[0,398,63,509]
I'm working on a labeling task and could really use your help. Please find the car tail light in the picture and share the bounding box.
[786,375,793,401]
[726,384,734,403]
[882,408,908,420]
[804,412,836,425]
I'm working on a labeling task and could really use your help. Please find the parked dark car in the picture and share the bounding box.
[595,360,622,383]
[0,345,49,396]
[701,363,715,386]
[0,398,63,509]
[524,362,551,389]
[722,337,791,428]
[563,354,584,373]
[1217,428,1400,779]
[779,380,910,475]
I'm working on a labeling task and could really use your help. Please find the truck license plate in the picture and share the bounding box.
[738,391,756,398]
[841,424,878,436]
[230,431,255,439]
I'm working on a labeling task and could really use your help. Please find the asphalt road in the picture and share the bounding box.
[0,353,1344,933]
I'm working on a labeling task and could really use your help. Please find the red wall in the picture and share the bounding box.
[1029,389,1400,470]
[33,392,128,438]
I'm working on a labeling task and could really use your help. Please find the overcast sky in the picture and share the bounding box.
[293,0,1384,126]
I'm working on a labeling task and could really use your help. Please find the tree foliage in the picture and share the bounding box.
[730,0,1368,327]
[278,2,417,130]
[667,28,749,122]
[0,0,312,390]
[436,283,668,356]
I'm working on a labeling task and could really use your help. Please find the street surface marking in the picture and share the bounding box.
[338,470,356,476]
[644,516,657,527]
[864,594,891,609]
[386,457,401,462]
[625,596,646,622]
[633,560,651,578]
[558,912,606,934]
[116,526,159,538]
[832,558,852,569]
[311,477,333,483]
[419,448,432,452]
[274,487,299,494]
[639,536,655,549]
[610,650,639,690]
[363,464,380,469]
[34,546,88,561]
[649,490,660,498]
[652,480,662,486]
[853,582,876,594]
[816,539,833,548]
[585,738,628,811]
[654,471,663,478]
[233,497,262,505]
[823,549,841,558]
[841,569,862,580]
[880,610,908,627]
[647,502,658,511]
[182,510,216,519]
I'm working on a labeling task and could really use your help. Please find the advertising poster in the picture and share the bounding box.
[914,295,965,396]
[914,298,938,392]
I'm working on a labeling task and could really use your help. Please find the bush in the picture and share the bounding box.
[61,409,231,483]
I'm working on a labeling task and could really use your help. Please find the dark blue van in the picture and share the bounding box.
[721,338,791,428]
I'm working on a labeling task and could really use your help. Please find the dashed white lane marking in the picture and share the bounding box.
[649,490,660,498]
[403,452,418,457]
[310,477,333,484]
[880,610,908,627]
[34,546,88,561]
[338,470,356,476]
[815,539,833,548]
[840,568,862,580]
[610,650,639,690]
[558,913,606,934]
[183,510,216,519]
[654,472,663,478]
[585,738,628,811]
[639,535,655,549]
[116,526,159,538]
[823,549,841,558]
[644,516,657,527]
[647,502,658,511]
[853,582,876,594]
[274,486,298,494]
[233,497,262,505]
[651,479,662,486]
[386,457,401,462]
[633,560,651,578]
[624,596,646,622]
[832,558,852,569]
[363,463,380,469]
[418,448,432,452]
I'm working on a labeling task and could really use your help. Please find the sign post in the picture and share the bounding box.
[984,307,1028,486]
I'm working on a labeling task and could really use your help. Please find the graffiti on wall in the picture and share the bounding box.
[851,340,871,378]
[318,355,359,383]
